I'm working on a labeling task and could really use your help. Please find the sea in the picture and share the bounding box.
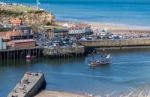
[7,0,150,27]
[1,0,150,97]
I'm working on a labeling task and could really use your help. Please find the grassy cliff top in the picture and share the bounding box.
[0,4,56,32]
[0,4,37,13]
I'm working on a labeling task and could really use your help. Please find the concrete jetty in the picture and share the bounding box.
[8,72,46,97]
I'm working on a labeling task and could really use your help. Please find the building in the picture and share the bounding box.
[0,25,35,49]
[0,25,33,40]
[7,39,36,49]
[10,18,22,26]
[68,24,93,35]
[53,28,69,37]
[14,25,33,35]
[0,30,23,40]
[46,28,69,39]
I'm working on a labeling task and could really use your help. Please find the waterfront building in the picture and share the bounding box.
[14,25,33,35]
[0,24,35,49]
[53,28,69,37]
[68,24,93,35]
[7,39,36,49]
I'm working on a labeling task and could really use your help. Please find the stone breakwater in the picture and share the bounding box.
[8,72,46,97]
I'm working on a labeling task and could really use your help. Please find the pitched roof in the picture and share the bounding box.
[10,18,22,25]
[0,30,23,39]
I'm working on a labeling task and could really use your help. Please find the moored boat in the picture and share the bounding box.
[26,54,36,61]
[26,54,32,60]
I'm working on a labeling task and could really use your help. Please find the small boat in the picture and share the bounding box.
[88,54,111,67]
[26,54,36,61]
[26,54,32,60]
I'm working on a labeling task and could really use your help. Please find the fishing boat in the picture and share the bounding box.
[88,54,111,67]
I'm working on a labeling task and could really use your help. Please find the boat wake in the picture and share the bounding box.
[113,60,150,65]
[49,71,117,79]
[48,71,146,82]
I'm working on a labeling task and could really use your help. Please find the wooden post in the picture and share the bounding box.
[17,50,18,59]
[7,51,9,60]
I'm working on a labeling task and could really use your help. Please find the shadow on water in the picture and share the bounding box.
[0,58,41,68]
[43,56,85,66]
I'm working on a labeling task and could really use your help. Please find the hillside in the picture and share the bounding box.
[0,4,56,31]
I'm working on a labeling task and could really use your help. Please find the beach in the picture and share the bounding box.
[84,22,150,38]
[57,21,150,39]
[35,91,90,97]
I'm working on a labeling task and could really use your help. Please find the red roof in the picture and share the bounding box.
[10,18,22,25]
[0,30,23,39]
[6,31,23,37]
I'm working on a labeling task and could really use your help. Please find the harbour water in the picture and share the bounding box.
[1,49,150,97]
[9,0,150,26]
[1,0,150,96]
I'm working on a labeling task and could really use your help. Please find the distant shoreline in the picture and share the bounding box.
[2,1,150,29]
[56,20,150,30]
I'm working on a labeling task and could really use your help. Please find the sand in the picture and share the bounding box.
[84,22,150,30]
[83,22,150,38]
[35,90,91,97]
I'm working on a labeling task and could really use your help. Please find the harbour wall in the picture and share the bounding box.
[0,47,42,60]
[43,46,85,57]
[79,38,150,49]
